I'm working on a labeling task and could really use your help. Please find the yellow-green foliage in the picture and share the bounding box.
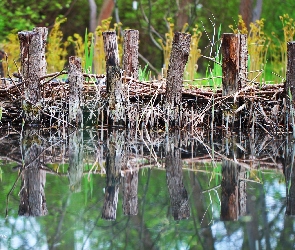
[271,14,295,78]
[230,15,269,83]
[46,17,69,73]
[67,33,84,67]
[186,24,202,81]
[159,18,202,81]
[158,17,174,77]
[0,31,20,77]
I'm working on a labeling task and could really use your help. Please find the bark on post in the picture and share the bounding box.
[285,42,295,131]
[165,131,190,220]
[123,29,139,80]
[222,33,248,129]
[103,31,125,127]
[68,129,84,193]
[122,171,138,215]
[68,56,83,127]
[102,131,125,220]
[19,128,47,216]
[18,27,48,125]
[165,32,191,127]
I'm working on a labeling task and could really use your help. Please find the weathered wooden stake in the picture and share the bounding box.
[123,29,139,80]
[68,56,83,127]
[221,33,248,129]
[18,27,48,125]
[285,42,295,131]
[165,32,191,127]
[103,31,125,126]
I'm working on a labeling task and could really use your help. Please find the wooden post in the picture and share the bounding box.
[19,128,48,216]
[68,56,83,127]
[123,29,139,80]
[103,31,125,127]
[165,131,190,220]
[18,27,48,125]
[221,33,248,129]
[285,42,295,131]
[68,129,84,192]
[165,32,191,127]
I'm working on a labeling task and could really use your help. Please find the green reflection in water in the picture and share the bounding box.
[0,163,293,250]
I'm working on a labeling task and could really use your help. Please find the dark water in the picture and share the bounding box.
[0,128,294,249]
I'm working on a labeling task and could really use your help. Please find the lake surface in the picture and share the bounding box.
[0,127,294,249]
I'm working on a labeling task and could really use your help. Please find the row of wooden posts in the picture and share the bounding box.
[18,27,295,129]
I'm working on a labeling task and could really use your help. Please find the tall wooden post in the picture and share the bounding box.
[123,29,139,80]
[165,130,190,220]
[68,56,83,127]
[103,31,125,127]
[18,27,48,125]
[165,32,191,127]
[221,33,248,129]
[285,42,295,132]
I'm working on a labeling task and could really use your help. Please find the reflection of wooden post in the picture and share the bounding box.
[284,139,295,215]
[18,27,48,125]
[165,32,191,127]
[103,31,125,126]
[222,33,247,128]
[68,129,84,192]
[19,129,47,216]
[122,171,138,215]
[68,56,83,126]
[165,131,190,220]
[102,131,124,220]
[221,136,247,220]
[123,29,139,79]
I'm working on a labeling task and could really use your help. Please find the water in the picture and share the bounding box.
[0,128,294,249]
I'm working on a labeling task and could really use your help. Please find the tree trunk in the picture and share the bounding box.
[252,0,263,22]
[97,0,115,25]
[175,0,192,31]
[122,171,138,215]
[239,0,252,30]
[88,0,97,33]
